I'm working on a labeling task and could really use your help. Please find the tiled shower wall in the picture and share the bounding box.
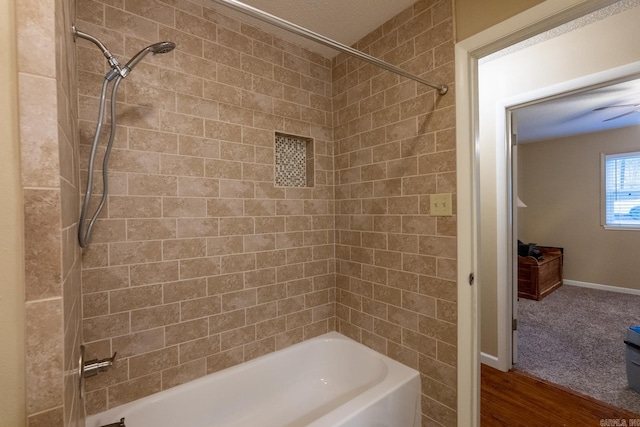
[77,0,456,425]
[18,0,83,425]
[77,0,336,414]
[332,1,457,426]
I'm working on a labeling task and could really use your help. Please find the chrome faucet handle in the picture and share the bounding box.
[83,350,117,377]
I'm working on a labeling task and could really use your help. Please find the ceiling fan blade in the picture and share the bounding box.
[593,103,640,111]
[603,109,640,122]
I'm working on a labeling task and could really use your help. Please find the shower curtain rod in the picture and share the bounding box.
[211,0,449,95]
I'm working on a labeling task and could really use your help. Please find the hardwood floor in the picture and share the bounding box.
[481,364,640,426]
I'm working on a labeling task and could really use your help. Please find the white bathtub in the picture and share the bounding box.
[86,332,421,427]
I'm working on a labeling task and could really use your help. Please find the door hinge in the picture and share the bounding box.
[468,273,474,285]
[512,318,518,331]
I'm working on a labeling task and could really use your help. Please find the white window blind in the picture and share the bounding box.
[603,151,640,228]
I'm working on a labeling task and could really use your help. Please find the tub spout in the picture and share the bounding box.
[101,418,126,427]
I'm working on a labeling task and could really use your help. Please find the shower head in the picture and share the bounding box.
[124,41,176,73]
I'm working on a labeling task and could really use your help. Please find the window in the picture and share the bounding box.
[602,151,640,229]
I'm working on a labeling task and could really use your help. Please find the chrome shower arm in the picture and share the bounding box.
[72,25,124,76]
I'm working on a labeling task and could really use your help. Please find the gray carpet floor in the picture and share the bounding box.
[517,284,640,415]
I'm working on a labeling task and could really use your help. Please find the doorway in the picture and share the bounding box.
[455,1,640,425]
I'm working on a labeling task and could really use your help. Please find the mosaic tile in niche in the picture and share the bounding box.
[275,133,314,187]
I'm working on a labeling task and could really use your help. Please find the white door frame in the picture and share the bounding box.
[454,0,622,425]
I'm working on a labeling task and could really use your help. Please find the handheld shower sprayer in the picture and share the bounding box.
[73,25,176,248]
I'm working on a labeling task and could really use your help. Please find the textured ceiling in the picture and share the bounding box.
[513,77,640,143]
[210,0,420,58]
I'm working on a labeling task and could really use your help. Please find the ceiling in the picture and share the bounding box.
[513,77,640,143]
[210,0,420,58]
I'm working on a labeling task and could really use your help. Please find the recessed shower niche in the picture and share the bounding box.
[274,133,314,188]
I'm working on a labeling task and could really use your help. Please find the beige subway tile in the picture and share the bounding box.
[403,253,437,276]
[129,347,179,380]
[203,41,241,68]
[242,163,273,182]
[163,197,207,217]
[130,261,179,286]
[159,25,203,57]
[127,219,176,241]
[219,217,254,236]
[25,300,63,414]
[181,295,222,321]
[179,135,220,159]
[209,308,246,335]
[418,150,456,175]
[108,373,162,409]
[179,335,221,364]
[256,283,286,304]
[176,177,219,198]
[163,278,207,303]
[242,234,274,252]
[174,51,217,81]
[419,235,456,258]
[110,284,162,313]
[220,289,256,312]
[206,199,243,217]
[387,269,418,292]
[255,316,287,340]
[437,257,457,281]
[254,217,285,234]
[109,240,163,265]
[175,9,217,40]
[160,153,205,177]
[109,196,162,218]
[19,75,59,187]
[84,388,107,416]
[206,236,243,257]
[131,303,181,332]
[109,148,160,174]
[286,309,312,330]
[243,268,276,289]
[179,257,220,279]
[176,93,219,119]
[242,200,274,217]
[275,232,304,249]
[220,325,256,351]
[162,359,207,389]
[205,120,243,144]
[203,80,242,106]
[163,238,207,260]
[275,325,306,351]
[276,295,305,317]
[128,174,177,196]
[26,407,64,427]
[160,69,204,98]
[243,336,275,361]
[83,312,129,342]
[204,158,243,179]
[373,283,402,307]
[437,341,457,367]
[402,215,436,235]
[24,189,62,301]
[83,292,109,318]
[82,267,129,295]
[419,315,456,346]
[217,26,252,53]
[206,346,243,374]
[165,318,208,346]
[217,64,253,90]
[255,249,287,269]
[219,179,254,198]
[177,218,218,238]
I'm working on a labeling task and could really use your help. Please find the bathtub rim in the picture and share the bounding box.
[86,331,421,427]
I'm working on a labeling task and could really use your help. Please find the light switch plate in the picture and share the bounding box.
[430,193,452,216]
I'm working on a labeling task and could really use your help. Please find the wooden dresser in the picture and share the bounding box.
[518,246,563,301]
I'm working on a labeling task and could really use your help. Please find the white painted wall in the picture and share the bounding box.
[477,3,640,363]
[0,0,26,424]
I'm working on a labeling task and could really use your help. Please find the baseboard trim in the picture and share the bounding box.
[481,352,505,371]
[564,279,640,296]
